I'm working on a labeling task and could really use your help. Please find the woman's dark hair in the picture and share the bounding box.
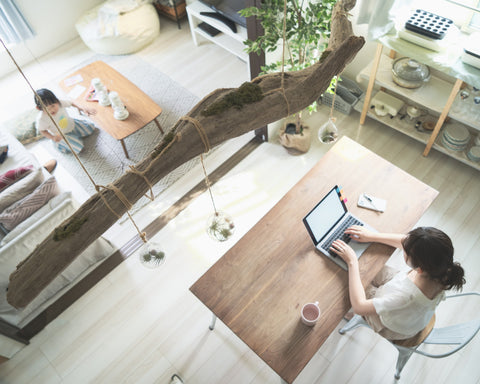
[402,227,465,291]
[34,88,60,109]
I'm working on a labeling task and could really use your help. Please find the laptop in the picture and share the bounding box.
[302,185,376,270]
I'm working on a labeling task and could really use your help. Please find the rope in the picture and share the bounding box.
[329,76,339,121]
[127,165,155,201]
[200,154,217,214]
[180,116,210,153]
[280,0,291,117]
[0,37,97,188]
[1,36,153,244]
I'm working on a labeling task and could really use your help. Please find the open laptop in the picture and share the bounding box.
[302,185,376,270]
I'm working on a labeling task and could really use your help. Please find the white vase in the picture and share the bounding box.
[109,91,129,120]
[91,78,111,106]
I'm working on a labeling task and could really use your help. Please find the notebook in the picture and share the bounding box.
[303,185,376,270]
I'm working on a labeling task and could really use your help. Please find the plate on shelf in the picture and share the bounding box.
[441,124,470,151]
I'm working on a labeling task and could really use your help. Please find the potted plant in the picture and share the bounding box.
[240,0,337,152]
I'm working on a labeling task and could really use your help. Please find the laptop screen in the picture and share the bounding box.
[303,187,346,243]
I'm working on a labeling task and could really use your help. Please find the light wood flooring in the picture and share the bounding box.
[0,18,479,384]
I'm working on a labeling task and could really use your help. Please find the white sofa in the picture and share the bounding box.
[0,130,115,357]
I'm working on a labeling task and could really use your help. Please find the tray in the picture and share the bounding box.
[405,9,453,40]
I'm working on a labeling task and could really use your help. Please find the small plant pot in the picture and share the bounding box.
[206,211,235,242]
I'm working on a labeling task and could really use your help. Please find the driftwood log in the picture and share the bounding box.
[7,0,364,308]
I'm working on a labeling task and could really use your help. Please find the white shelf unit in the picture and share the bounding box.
[354,97,480,171]
[358,49,480,171]
[186,1,249,76]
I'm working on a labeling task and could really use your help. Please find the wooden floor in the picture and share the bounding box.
[0,18,479,384]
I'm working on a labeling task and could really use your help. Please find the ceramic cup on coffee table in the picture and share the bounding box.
[301,301,321,326]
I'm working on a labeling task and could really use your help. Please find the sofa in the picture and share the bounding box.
[0,130,115,358]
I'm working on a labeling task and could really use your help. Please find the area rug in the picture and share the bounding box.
[41,55,204,216]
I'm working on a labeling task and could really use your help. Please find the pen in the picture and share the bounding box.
[363,193,380,211]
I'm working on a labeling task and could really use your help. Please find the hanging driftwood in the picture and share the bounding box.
[7,0,364,308]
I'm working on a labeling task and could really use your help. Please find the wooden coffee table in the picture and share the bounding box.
[190,137,438,384]
[60,60,163,159]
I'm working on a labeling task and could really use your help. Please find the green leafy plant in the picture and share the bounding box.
[207,211,235,242]
[140,248,165,268]
[240,0,337,131]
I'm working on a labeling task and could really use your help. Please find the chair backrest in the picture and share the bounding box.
[403,293,480,358]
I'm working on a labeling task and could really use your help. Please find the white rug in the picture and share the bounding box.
[41,55,204,215]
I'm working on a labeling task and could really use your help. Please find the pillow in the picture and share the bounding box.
[3,109,43,145]
[0,191,72,246]
[0,167,44,213]
[0,176,60,232]
[0,164,34,192]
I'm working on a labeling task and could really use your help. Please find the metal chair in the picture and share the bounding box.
[338,292,480,380]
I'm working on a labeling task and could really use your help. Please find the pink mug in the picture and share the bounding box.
[301,301,321,326]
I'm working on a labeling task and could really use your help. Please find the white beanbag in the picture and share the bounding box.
[76,1,160,55]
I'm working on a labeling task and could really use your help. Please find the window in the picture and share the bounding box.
[0,0,34,46]
[421,0,480,32]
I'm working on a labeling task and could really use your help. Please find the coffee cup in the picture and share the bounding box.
[301,301,321,326]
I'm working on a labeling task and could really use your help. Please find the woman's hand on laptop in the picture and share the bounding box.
[330,240,357,265]
[345,226,375,242]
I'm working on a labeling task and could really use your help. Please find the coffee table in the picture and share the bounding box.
[190,137,438,384]
[60,60,163,159]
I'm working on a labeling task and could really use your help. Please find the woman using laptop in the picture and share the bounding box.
[330,226,465,340]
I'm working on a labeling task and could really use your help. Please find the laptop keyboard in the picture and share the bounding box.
[321,216,363,254]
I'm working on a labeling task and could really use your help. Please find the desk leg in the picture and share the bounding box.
[209,313,217,330]
[120,139,130,159]
[154,118,164,134]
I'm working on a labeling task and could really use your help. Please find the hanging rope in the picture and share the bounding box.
[329,75,339,122]
[200,154,217,214]
[279,0,291,118]
[0,36,154,243]
[180,116,210,153]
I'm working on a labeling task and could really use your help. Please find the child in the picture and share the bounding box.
[330,226,465,340]
[35,88,97,154]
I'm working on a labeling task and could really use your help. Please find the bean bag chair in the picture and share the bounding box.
[76,0,160,55]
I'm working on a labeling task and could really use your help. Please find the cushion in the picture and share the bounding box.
[0,167,44,213]
[0,165,34,192]
[0,191,72,246]
[0,176,60,232]
[75,2,160,55]
[3,109,43,145]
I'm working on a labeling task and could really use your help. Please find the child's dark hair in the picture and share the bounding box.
[34,88,60,109]
[402,227,465,291]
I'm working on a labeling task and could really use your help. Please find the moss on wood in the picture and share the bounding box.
[54,217,88,241]
[201,82,264,117]
[151,128,176,159]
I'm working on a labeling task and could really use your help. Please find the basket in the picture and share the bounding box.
[320,76,363,115]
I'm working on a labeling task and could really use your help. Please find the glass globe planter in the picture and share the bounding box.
[318,117,339,144]
[206,211,235,242]
[138,241,165,268]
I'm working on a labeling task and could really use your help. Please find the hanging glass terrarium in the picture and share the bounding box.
[138,240,166,268]
[318,117,339,144]
[206,211,235,242]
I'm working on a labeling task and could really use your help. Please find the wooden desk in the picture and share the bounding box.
[190,137,438,384]
[60,61,163,158]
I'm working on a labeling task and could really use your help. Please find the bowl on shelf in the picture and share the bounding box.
[467,146,480,162]
[392,57,431,88]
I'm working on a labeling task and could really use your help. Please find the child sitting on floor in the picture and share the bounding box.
[330,226,465,340]
[35,88,97,154]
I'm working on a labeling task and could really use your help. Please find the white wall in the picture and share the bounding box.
[343,4,377,87]
[0,0,104,79]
